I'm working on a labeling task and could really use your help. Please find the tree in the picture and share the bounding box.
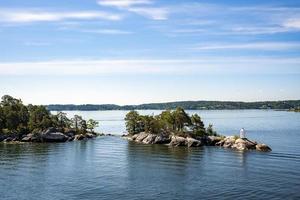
[71,115,83,133]
[0,106,4,133]
[159,110,175,131]
[206,124,217,136]
[87,119,99,133]
[1,95,29,133]
[125,110,142,135]
[56,112,71,129]
[191,114,206,136]
[79,119,87,134]
[173,107,191,131]
[28,105,53,131]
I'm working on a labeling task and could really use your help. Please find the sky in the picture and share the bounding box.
[0,0,300,105]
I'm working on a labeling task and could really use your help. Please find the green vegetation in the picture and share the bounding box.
[47,100,300,111]
[124,107,218,137]
[0,95,98,137]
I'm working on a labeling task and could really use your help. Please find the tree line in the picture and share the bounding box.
[0,95,98,137]
[47,100,300,111]
[125,107,217,137]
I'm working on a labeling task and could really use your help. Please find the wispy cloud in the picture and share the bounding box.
[0,9,123,23]
[81,29,133,34]
[127,7,168,20]
[97,0,169,20]
[156,3,300,35]
[1,57,299,76]
[283,18,300,29]
[191,42,300,51]
[98,0,152,8]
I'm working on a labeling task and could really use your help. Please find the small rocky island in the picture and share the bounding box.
[0,95,100,143]
[123,108,272,152]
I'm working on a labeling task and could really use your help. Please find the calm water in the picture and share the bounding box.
[1,110,300,200]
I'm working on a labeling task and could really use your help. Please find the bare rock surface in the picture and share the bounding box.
[123,132,271,152]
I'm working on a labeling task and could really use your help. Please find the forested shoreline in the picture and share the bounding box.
[0,95,99,142]
[47,100,300,111]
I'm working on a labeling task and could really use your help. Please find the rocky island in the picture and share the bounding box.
[122,108,272,152]
[0,95,100,143]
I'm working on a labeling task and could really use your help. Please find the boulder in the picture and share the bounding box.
[142,134,157,144]
[154,134,170,144]
[41,128,68,142]
[135,132,149,142]
[64,130,75,138]
[234,138,257,150]
[21,134,34,142]
[232,142,247,151]
[222,136,236,148]
[256,144,272,152]
[74,134,85,141]
[216,140,225,146]
[85,133,95,139]
[169,136,187,147]
[186,137,202,147]
[206,136,222,145]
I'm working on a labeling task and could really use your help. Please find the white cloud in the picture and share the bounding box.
[81,29,132,34]
[128,7,168,20]
[0,57,299,76]
[0,9,123,23]
[283,18,300,29]
[98,0,168,20]
[191,42,300,51]
[98,0,152,8]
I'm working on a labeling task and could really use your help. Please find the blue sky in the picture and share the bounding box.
[0,0,300,104]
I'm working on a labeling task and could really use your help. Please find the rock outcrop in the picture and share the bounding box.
[41,128,68,142]
[123,132,170,145]
[169,136,188,147]
[123,132,271,152]
[2,127,99,143]
[256,143,272,152]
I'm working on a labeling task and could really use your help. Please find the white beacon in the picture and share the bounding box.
[240,128,246,139]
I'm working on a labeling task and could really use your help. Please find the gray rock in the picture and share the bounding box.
[186,137,202,147]
[135,132,149,142]
[74,134,85,141]
[85,133,95,139]
[41,128,68,142]
[256,144,272,152]
[216,140,225,146]
[222,136,236,148]
[142,134,157,144]
[234,138,257,150]
[154,134,170,144]
[21,134,34,142]
[64,131,75,138]
[169,136,187,147]
[207,136,222,145]
[232,142,247,151]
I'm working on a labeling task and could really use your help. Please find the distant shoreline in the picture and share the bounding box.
[46,100,300,111]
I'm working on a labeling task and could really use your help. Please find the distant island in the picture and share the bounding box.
[47,100,300,111]
[122,107,271,152]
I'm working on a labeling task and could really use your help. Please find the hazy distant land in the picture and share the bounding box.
[47,100,300,111]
